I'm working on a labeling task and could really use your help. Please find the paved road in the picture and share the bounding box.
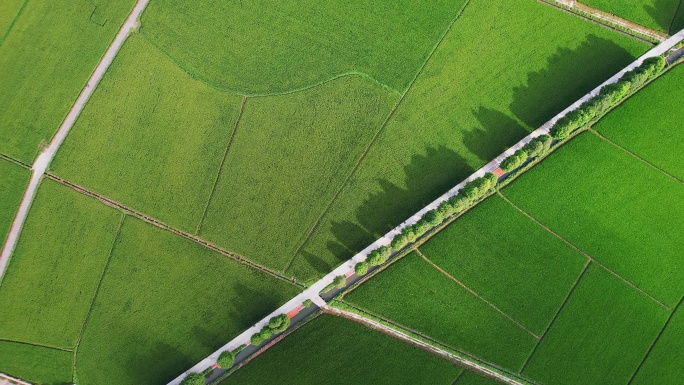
[0,0,151,283]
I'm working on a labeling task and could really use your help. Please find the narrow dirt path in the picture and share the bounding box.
[0,0,150,283]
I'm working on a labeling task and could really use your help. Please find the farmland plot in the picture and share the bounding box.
[0,0,136,163]
[581,0,681,32]
[288,0,649,280]
[75,218,300,385]
[0,0,24,37]
[0,341,73,385]
[503,133,684,307]
[220,315,463,385]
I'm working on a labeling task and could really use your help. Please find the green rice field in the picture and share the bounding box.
[0,341,73,385]
[51,34,243,232]
[0,0,24,37]
[74,217,300,385]
[0,0,136,163]
[0,159,29,245]
[581,0,681,33]
[220,314,463,385]
[594,64,684,180]
[522,264,669,385]
[345,252,538,371]
[418,195,588,336]
[503,133,684,307]
[0,180,121,349]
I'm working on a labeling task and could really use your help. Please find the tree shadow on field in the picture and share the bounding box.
[510,34,636,129]
[130,338,192,384]
[462,107,528,163]
[645,0,679,32]
[300,250,334,274]
[226,282,282,328]
[327,146,473,262]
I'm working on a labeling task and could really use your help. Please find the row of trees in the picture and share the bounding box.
[250,313,291,346]
[551,56,666,140]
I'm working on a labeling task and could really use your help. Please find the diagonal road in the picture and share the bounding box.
[0,0,151,283]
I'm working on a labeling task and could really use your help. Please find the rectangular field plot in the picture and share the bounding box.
[418,195,588,336]
[0,180,121,349]
[51,34,243,232]
[289,0,649,280]
[631,303,684,384]
[594,64,684,180]
[220,315,463,385]
[140,0,464,95]
[503,133,684,307]
[0,159,29,245]
[74,217,301,385]
[199,75,398,271]
[522,264,669,385]
[344,252,538,371]
[581,0,680,32]
[0,341,73,385]
[0,0,135,163]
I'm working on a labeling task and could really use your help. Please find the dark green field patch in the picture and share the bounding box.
[289,0,648,281]
[221,315,463,385]
[522,264,669,385]
[141,0,464,94]
[200,75,398,271]
[0,341,72,385]
[0,159,28,245]
[75,218,300,385]
[631,301,684,384]
[52,34,243,232]
[503,133,684,307]
[581,0,680,32]
[0,0,136,163]
[418,195,588,335]
[594,64,684,180]
[0,180,120,349]
[345,252,537,371]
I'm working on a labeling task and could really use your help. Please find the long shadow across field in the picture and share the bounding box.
[325,146,473,265]
[462,107,528,163]
[645,0,681,32]
[510,35,637,128]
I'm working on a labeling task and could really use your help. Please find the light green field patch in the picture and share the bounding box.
[0,341,72,385]
[52,34,244,232]
[631,302,684,384]
[290,0,648,281]
[581,0,680,32]
[0,0,25,38]
[0,180,121,349]
[504,133,684,307]
[345,252,538,372]
[0,159,29,245]
[140,0,464,94]
[200,75,398,271]
[221,315,463,385]
[594,64,684,180]
[522,264,669,385]
[0,0,136,163]
[75,217,300,385]
[418,195,588,335]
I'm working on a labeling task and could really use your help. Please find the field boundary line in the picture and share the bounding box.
[196,96,248,235]
[589,129,684,185]
[627,295,684,384]
[139,32,401,98]
[0,337,72,353]
[541,0,665,43]
[44,173,303,288]
[325,306,528,385]
[451,370,466,385]
[670,0,683,34]
[0,153,31,169]
[0,0,29,46]
[497,191,672,311]
[282,0,472,273]
[518,260,591,373]
[415,249,540,339]
[71,214,126,376]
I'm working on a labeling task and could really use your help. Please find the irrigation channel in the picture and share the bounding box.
[169,28,684,385]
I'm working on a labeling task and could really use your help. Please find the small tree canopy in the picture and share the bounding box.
[500,149,528,172]
[180,373,205,385]
[423,209,445,226]
[216,350,235,368]
[269,314,290,333]
[303,299,313,308]
[333,275,347,288]
[355,261,369,276]
[367,246,391,266]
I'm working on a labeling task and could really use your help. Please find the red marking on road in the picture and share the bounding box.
[345,269,354,278]
[493,167,505,177]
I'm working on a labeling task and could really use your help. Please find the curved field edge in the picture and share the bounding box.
[139,0,465,94]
